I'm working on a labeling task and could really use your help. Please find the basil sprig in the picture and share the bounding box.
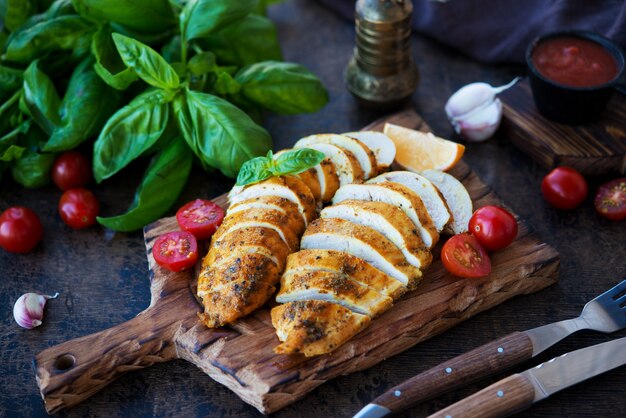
[236,148,325,186]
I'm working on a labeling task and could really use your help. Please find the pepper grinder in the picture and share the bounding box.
[344,0,419,109]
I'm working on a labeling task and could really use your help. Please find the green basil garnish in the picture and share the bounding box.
[235,148,325,186]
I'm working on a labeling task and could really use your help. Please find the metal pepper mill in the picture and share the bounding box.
[344,0,419,109]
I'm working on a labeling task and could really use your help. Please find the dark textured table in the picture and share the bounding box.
[1,1,625,417]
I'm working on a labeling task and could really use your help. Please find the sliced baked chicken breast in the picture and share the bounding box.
[321,200,432,269]
[332,182,439,249]
[369,171,452,233]
[420,169,472,234]
[299,143,364,186]
[343,131,396,172]
[207,226,289,270]
[274,150,322,201]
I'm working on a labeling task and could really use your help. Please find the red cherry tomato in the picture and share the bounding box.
[541,167,588,210]
[0,206,44,253]
[594,178,626,221]
[468,205,518,251]
[51,151,92,191]
[176,199,225,240]
[441,234,491,278]
[58,188,100,229]
[152,231,198,272]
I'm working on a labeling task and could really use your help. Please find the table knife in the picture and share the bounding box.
[427,336,626,418]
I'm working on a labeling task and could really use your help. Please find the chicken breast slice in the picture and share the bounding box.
[276,269,393,317]
[300,143,364,186]
[284,249,406,300]
[321,200,432,269]
[198,253,279,327]
[301,218,422,288]
[207,226,290,270]
[271,300,370,357]
[213,208,302,251]
[226,195,305,234]
[315,158,341,202]
[295,134,378,179]
[369,171,452,233]
[229,175,316,226]
[332,182,439,249]
[342,131,396,171]
[274,149,322,201]
[420,169,472,234]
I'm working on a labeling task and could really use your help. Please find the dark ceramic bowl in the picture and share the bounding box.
[526,30,626,124]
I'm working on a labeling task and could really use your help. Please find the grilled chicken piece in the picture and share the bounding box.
[369,171,452,233]
[229,175,317,226]
[198,253,279,327]
[295,134,378,179]
[276,269,393,316]
[301,218,422,288]
[284,249,406,300]
[332,182,439,248]
[421,169,472,235]
[207,226,289,270]
[342,131,396,172]
[274,150,322,201]
[272,300,370,356]
[315,158,341,202]
[321,200,432,269]
[301,143,364,186]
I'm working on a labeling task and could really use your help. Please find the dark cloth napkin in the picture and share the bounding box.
[316,0,626,64]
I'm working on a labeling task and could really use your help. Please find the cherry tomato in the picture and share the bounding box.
[541,167,588,210]
[176,199,225,240]
[468,205,518,251]
[0,206,44,253]
[441,234,491,278]
[58,188,100,229]
[51,151,92,191]
[152,231,198,272]
[594,178,626,221]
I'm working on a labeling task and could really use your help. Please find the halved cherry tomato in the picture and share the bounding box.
[441,234,491,278]
[469,205,518,251]
[541,167,588,210]
[0,206,43,253]
[594,178,626,221]
[152,231,198,272]
[51,151,92,191]
[176,199,225,240]
[58,188,100,229]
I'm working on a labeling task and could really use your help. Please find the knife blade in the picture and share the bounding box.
[427,337,626,418]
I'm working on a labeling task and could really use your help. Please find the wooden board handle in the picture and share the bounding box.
[35,305,183,414]
[428,373,536,418]
[371,332,534,413]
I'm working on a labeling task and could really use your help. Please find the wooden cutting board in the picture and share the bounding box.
[501,78,626,176]
[34,109,559,415]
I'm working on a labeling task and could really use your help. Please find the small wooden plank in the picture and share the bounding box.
[500,78,626,176]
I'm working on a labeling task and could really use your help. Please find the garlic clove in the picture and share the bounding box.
[445,82,496,119]
[457,99,503,142]
[13,292,59,329]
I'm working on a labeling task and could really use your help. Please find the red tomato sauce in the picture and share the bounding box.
[532,36,619,87]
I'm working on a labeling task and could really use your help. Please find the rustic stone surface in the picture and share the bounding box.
[0,0,624,417]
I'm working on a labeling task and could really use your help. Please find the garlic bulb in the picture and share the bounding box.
[445,77,520,142]
[13,292,59,329]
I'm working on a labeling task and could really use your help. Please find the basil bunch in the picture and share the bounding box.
[0,0,328,230]
[236,148,325,186]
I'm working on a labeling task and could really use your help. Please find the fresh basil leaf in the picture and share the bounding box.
[3,0,33,32]
[201,14,281,66]
[235,154,273,186]
[0,119,29,151]
[109,22,176,46]
[45,0,75,19]
[112,33,179,90]
[214,72,240,95]
[97,138,192,232]
[161,35,181,63]
[72,0,175,34]
[93,88,174,182]
[11,149,56,188]
[0,144,25,161]
[273,148,325,175]
[187,51,216,76]
[0,64,23,93]
[44,58,122,152]
[3,15,95,63]
[0,89,23,134]
[173,89,272,178]
[21,60,61,135]
[180,0,257,42]
[235,61,328,115]
[91,24,138,90]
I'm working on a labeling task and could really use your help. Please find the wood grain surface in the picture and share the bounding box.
[34,109,559,414]
[501,79,626,176]
[2,2,625,417]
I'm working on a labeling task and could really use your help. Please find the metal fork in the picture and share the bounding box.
[354,279,626,418]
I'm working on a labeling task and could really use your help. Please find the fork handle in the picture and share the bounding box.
[366,332,534,415]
